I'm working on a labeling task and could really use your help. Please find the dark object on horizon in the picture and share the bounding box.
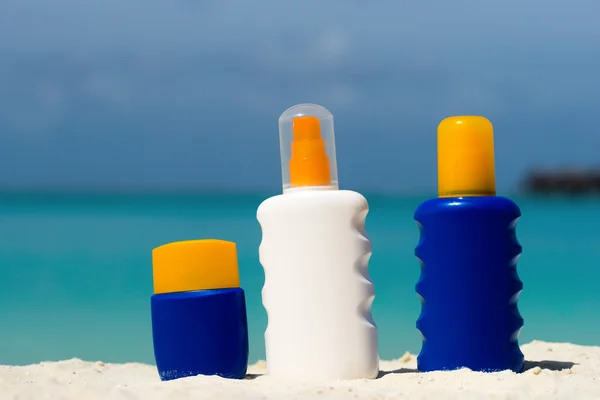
[522,168,600,195]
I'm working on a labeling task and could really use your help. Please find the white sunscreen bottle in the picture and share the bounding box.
[257,103,379,380]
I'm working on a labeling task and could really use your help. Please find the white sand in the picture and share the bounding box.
[0,340,597,400]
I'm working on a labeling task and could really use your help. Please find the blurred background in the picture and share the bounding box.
[1,0,600,365]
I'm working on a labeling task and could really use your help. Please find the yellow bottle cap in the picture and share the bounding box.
[152,239,240,295]
[437,116,496,198]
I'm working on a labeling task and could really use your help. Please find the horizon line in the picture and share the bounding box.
[0,184,536,198]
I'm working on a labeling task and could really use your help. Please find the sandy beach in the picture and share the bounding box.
[0,340,597,400]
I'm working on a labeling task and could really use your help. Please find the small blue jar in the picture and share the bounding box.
[150,239,249,380]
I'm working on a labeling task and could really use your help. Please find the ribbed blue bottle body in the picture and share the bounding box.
[414,196,524,372]
[151,288,249,381]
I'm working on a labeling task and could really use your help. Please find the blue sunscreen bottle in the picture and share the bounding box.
[150,239,249,380]
[414,116,524,372]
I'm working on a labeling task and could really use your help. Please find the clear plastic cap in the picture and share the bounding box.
[278,103,339,193]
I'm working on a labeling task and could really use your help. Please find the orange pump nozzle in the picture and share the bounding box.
[289,116,331,188]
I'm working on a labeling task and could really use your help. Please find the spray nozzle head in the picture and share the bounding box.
[278,104,339,192]
[292,116,321,140]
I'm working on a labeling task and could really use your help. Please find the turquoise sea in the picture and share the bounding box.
[0,192,599,366]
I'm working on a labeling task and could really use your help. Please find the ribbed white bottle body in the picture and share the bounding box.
[257,189,378,380]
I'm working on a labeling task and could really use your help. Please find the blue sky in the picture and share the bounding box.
[1,0,599,193]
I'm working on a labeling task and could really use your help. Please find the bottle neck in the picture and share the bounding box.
[283,184,338,194]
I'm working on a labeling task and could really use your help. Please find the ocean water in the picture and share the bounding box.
[0,192,599,366]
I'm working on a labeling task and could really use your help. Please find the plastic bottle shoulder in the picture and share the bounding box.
[151,288,244,302]
[415,196,520,219]
[257,189,367,215]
